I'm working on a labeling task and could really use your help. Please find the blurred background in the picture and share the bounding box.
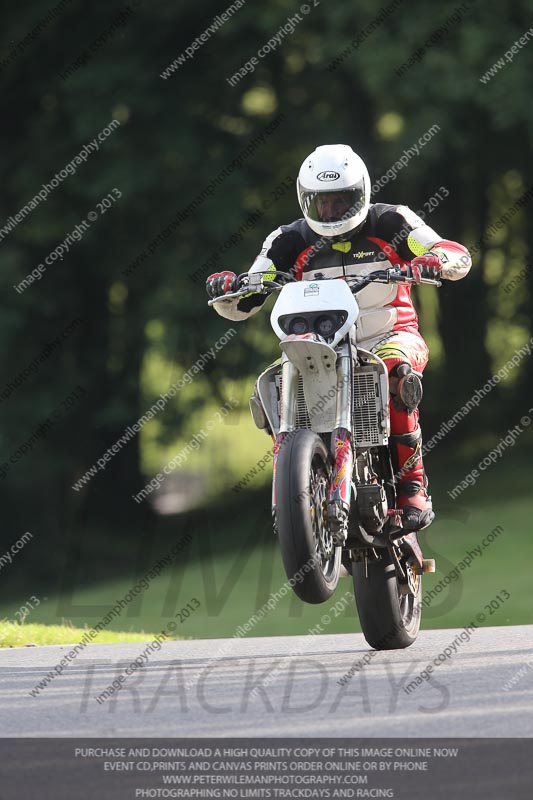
[0,0,532,642]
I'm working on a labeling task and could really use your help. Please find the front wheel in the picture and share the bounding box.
[352,550,421,649]
[275,429,341,603]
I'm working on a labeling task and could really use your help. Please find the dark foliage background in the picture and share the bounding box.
[0,0,531,631]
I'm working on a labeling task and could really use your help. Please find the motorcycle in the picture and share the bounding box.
[209,266,439,649]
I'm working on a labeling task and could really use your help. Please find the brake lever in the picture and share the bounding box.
[207,289,250,306]
[390,275,442,287]
[388,267,442,287]
[418,277,442,286]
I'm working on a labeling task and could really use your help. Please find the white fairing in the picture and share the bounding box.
[280,338,339,433]
[270,279,359,347]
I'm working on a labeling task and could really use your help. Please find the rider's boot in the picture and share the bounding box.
[389,426,434,532]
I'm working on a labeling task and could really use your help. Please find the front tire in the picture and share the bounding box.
[275,429,341,603]
[352,550,421,649]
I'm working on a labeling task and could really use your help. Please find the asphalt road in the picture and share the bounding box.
[1,624,532,736]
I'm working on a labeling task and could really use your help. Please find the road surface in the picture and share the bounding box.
[0,625,532,736]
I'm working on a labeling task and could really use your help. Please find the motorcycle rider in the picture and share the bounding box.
[206,145,471,532]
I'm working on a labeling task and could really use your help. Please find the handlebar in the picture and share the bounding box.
[207,266,441,306]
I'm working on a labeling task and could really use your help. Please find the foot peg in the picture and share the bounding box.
[412,559,436,575]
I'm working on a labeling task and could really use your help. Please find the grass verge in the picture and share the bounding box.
[1,452,531,642]
[0,621,163,649]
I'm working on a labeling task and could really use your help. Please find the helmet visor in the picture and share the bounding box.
[300,182,366,224]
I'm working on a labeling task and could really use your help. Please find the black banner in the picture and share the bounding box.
[0,738,531,799]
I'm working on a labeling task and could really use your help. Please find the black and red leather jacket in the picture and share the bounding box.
[213,203,471,347]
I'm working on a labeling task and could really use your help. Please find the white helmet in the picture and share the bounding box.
[297,144,371,239]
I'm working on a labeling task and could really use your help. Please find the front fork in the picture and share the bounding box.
[271,347,354,545]
[327,343,353,545]
[271,356,299,518]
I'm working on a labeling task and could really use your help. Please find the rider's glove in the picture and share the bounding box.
[206,271,238,299]
[408,253,442,283]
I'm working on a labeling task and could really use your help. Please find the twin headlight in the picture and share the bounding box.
[278,311,348,340]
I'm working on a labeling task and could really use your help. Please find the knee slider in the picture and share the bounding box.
[390,363,423,413]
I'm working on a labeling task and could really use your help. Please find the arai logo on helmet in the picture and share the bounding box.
[317,171,340,182]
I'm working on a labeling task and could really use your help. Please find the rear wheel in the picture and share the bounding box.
[352,550,421,649]
[275,429,341,603]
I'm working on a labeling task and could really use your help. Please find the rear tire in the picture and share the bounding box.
[352,550,421,649]
[275,429,341,603]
